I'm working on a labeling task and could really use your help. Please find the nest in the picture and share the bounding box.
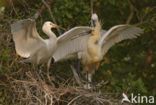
[1,70,132,105]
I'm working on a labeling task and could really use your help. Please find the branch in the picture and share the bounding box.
[33,0,54,19]
[67,95,82,105]
[126,0,134,24]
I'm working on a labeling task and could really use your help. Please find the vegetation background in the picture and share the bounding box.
[0,0,156,105]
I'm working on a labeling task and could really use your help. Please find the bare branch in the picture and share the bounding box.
[33,0,54,19]
[67,95,82,105]
[126,0,134,24]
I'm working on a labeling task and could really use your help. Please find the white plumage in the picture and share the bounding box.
[11,19,91,70]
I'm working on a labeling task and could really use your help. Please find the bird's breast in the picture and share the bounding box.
[45,39,57,55]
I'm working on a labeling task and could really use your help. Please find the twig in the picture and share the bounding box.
[96,80,109,88]
[126,0,134,24]
[67,95,82,105]
[10,0,19,17]
[134,19,154,26]
[33,0,54,19]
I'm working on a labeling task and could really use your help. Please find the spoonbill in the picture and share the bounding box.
[52,14,144,86]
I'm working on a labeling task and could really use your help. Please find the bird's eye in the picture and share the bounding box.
[50,23,53,26]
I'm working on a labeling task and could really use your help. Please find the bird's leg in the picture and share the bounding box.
[70,65,83,86]
[83,65,93,89]
[83,71,92,89]
[47,58,51,71]
[76,60,81,76]
[75,60,86,81]
[88,73,92,83]
[31,64,41,79]
[46,58,52,82]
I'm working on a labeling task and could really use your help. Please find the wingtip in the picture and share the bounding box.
[11,19,35,33]
[135,27,144,35]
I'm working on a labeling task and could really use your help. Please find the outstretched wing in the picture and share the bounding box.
[11,19,45,58]
[53,27,92,62]
[99,25,143,56]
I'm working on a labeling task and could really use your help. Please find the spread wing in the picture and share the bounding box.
[11,19,45,58]
[53,27,92,62]
[99,25,144,56]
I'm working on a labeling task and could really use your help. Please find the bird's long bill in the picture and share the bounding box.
[57,25,66,30]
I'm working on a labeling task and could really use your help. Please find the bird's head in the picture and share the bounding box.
[42,21,58,31]
[42,21,66,32]
[91,13,98,27]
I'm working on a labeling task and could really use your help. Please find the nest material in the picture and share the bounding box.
[3,70,132,105]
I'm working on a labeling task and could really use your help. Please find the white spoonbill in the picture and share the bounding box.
[11,19,92,71]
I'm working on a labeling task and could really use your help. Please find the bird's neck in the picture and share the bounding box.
[90,21,101,42]
[86,20,102,62]
[44,28,57,39]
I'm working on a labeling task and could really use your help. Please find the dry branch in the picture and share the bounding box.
[126,0,134,24]
[33,0,54,19]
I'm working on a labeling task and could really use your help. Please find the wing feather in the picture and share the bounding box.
[57,26,91,42]
[99,25,143,56]
[53,27,92,62]
[11,19,45,58]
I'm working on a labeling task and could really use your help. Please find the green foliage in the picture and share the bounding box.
[52,0,90,28]
[0,49,10,61]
